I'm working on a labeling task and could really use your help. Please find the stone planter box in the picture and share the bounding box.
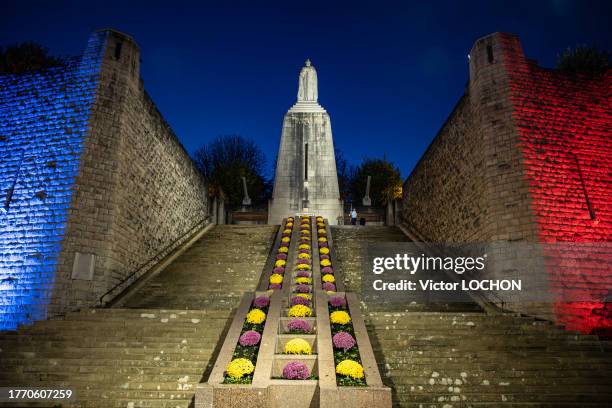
[315,290,391,408]
[275,334,318,354]
[271,354,318,378]
[278,316,317,334]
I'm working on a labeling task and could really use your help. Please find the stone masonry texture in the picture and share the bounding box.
[401,32,611,333]
[0,32,107,330]
[0,29,209,328]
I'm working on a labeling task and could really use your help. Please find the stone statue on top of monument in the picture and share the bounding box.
[297,59,318,102]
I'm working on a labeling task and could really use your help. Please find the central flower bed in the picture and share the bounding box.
[277,215,317,381]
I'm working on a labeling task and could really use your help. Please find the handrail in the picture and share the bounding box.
[98,215,210,306]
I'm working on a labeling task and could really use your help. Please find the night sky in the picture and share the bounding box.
[2,0,611,178]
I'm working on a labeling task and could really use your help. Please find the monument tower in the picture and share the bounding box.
[268,59,343,224]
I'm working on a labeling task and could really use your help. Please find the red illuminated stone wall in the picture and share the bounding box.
[402,32,610,333]
[499,34,612,333]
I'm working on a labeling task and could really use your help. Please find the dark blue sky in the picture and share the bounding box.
[3,0,611,177]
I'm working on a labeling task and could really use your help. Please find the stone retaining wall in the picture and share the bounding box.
[52,30,209,315]
[0,29,208,327]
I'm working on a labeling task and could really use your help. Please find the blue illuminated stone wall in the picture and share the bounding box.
[0,29,208,328]
[0,32,107,330]
[49,30,209,313]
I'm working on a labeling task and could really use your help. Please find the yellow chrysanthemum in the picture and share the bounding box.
[316,216,323,221]
[300,230,310,235]
[296,263,311,271]
[278,247,289,253]
[320,259,332,267]
[330,310,351,325]
[319,247,330,255]
[269,274,283,284]
[246,308,266,324]
[298,253,311,259]
[318,237,327,242]
[287,217,294,221]
[300,236,311,241]
[283,229,292,234]
[275,259,286,267]
[281,237,290,243]
[317,229,326,235]
[288,304,312,317]
[226,358,255,379]
[336,360,364,379]
[298,244,311,250]
[322,274,335,283]
[284,338,312,355]
[296,293,312,299]
[295,277,312,285]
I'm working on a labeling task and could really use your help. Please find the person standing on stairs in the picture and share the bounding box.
[351,208,358,225]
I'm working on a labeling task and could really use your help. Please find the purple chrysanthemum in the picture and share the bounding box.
[269,283,282,290]
[280,242,289,247]
[276,253,287,260]
[287,318,311,333]
[239,330,262,347]
[332,331,356,351]
[297,259,310,265]
[273,267,285,274]
[298,249,310,254]
[321,267,333,274]
[282,361,310,380]
[295,284,311,293]
[329,295,347,309]
[296,270,311,278]
[253,296,270,308]
[319,242,328,248]
[319,254,330,260]
[322,282,336,292]
[290,296,311,307]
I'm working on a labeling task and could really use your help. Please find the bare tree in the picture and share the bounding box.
[193,135,268,206]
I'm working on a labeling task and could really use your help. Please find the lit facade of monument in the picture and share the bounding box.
[268,60,343,224]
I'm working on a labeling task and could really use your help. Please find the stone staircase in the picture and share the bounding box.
[0,309,230,408]
[331,226,409,293]
[0,225,277,408]
[332,226,612,407]
[123,225,277,310]
[367,311,612,407]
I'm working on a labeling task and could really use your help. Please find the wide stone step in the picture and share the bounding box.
[387,374,612,386]
[0,358,209,369]
[393,391,612,403]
